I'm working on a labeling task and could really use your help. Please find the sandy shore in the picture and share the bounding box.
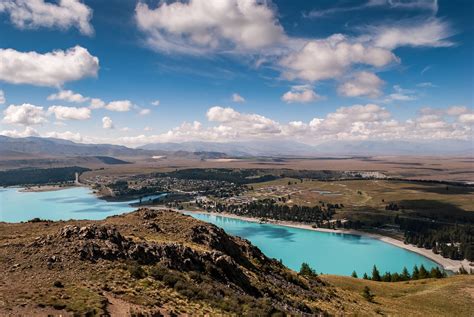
[18,184,77,192]
[171,208,471,273]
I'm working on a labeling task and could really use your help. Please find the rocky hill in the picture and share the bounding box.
[1,209,472,316]
[0,209,357,316]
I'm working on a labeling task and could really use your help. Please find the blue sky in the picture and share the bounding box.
[0,0,472,146]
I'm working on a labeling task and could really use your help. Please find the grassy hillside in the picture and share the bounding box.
[322,275,474,316]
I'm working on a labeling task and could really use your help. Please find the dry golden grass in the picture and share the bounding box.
[322,274,474,316]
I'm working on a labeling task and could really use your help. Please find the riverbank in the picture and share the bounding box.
[170,208,471,273]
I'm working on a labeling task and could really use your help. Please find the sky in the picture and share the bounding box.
[0,0,472,147]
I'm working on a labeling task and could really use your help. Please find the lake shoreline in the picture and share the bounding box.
[17,184,78,193]
[172,209,471,273]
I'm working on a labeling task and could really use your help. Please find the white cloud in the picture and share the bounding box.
[0,126,39,138]
[89,98,105,109]
[0,0,93,35]
[458,113,474,124]
[47,89,89,103]
[279,34,397,82]
[3,103,47,125]
[139,108,151,115]
[446,106,469,116]
[338,72,384,98]
[102,116,114,129]
[371,19,453,50]
[281,85,324,103]
[105,100,132,112]
[305,0,438,18]
[86,96,135,111]
[0,46,99,87]
[232,93,245,103]
[144,126,152,131]
[0,90,5,104]
[151,100,160,106]
[135,0,285,54]
[207,106,280,135]
[47,105,91,120]
[32,103,469,147]
[44,130,83,142]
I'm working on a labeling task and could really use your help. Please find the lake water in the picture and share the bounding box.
[187,213,439,276]
[0,187,438,276]
[0,187,134,222]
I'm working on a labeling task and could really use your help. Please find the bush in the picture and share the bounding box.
[149,264,167,280]
[362,286,375,302]
[299,262,318,278]
[162,274,179,287]
[128,264,147,279]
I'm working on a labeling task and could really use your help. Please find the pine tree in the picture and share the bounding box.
[430,267,443,278]
[401,267,411,281]
[419,265,429,279]
[351,271,358,278]
[391,272,400,282]
[412,265,420,280]
[382,272,392,282]
[371,265,381,281]
[363,273,369,279]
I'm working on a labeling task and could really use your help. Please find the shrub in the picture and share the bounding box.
[362,286,375,302]
[128,264,147,279]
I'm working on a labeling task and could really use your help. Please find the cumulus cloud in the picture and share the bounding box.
[338,72,384,98]
[279,34,397,82]
[446,106,470,116]
[0,126,39,138]
[232,93,245,103]
[47,89,89,103]
[207,106,280,135]
[138,108,151,115]
[0,0,93,35]
[44,130,83,142]
[105,100,132,112]
[102,116,114,129]
[108,104,472,146]
[0,90,5,104]
[3,103,47,125]
[370,19,453,49]
[0,46,99,87]
[89,98,105,109]
[458,113,474,124]
[281,85,324,103]
[151,100,160,106]
[47,105,91,120]
[135,0,285,54]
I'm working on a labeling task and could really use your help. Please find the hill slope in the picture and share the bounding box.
[0,208,472,316]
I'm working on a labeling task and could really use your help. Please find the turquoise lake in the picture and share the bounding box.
[0,186,438,276]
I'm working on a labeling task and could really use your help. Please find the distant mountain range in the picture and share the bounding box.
[0,136,471,158]
[138,140,318,156]
[140,139,472,156]
[0,136,152,157]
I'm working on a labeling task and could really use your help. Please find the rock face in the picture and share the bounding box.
[51,220,259,295]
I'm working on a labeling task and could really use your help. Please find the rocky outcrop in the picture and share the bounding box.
[46,223,260,295]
